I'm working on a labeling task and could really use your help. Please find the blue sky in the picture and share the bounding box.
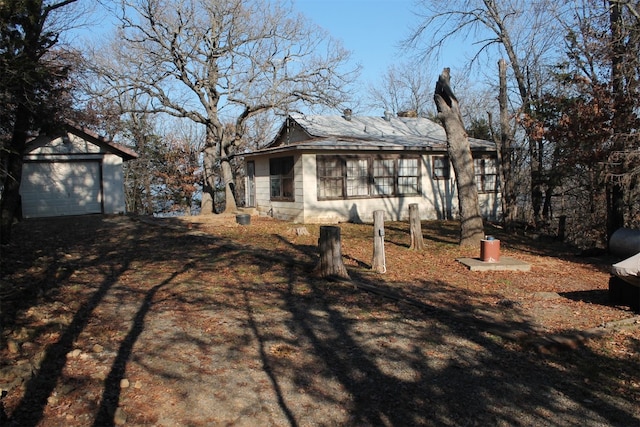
[73,1,471,115]
[75,1,422,85]
[292,0,474,113]
[294,0,418,85]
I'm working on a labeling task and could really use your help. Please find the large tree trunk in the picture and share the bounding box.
[0,112,29,244]
[220,145,238,213]
[201,146,217,215]
[607,0,628,237]
[434,68,484,247]
[201,133,238,215]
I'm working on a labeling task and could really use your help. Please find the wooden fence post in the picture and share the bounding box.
[315,226,350,279]
[372,210,386,273]
[409,203,425,250]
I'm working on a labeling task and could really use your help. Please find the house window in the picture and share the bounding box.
[398,158,419,195]
[474,157,498,193]
[346,158,369,197]
[317,156,344,198]
[373,159,395,196]
[432,156,450,179]
[317,155,420,200]
[270,156,294,200]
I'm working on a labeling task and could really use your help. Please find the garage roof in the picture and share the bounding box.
[25,122,138,161]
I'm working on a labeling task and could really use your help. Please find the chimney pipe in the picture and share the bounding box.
[384,111,392,121]
[343,109,352,121]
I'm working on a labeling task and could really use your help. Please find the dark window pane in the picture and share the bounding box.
[270,156,294,200]
[433,156,450,179]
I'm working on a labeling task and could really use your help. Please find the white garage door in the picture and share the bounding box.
[20,161,103,218]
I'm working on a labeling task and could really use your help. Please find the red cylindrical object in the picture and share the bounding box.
[480,238,500,262]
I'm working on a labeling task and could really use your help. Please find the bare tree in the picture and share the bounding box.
[88,0,357,214]
[366,62,435,117]
[434,68,484,246]
[489,58,518,227]
[606,0,640,235]
[408,0,565,227]
[543,0,640,238]
[121,111,159,215]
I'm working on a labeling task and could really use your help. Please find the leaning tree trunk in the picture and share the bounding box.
[434,68,484,247]
[201,138,238,215]
[315,226,350,280]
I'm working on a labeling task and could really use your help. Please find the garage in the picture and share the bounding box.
[21,161,103,218]
[19,123,137,219]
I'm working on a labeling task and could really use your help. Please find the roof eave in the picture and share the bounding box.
[64,122,139,160]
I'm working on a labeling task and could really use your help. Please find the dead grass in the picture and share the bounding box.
[1,214,639,426]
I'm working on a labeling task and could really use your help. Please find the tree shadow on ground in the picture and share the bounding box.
[2,216,229,426]
[2,216,638,426]
[2,216,139,426]
[242,234,639,426]
[559,289,612,306]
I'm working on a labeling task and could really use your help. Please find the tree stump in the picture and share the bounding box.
[315,226,350,279]
[371,210,386,273]
[409,203,425,250]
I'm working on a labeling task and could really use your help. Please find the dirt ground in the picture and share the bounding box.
[1,214,639,426]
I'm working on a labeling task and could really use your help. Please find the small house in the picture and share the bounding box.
[19,123,138,218]
[243,112,501,224]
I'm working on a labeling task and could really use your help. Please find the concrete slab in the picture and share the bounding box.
[456,256,531,272]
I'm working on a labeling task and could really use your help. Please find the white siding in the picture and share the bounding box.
[250,152,501,224]
[301,153,459,224]
[252,154,305,222]
[252,157,271,216]
[102,154,127,214]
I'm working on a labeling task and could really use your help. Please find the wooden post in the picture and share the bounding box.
[372,210,386,273]
[315,226,350,279]
[409,203,425,250]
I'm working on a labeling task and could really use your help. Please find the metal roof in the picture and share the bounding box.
[245,113,496,157]
[290,112,448,141]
